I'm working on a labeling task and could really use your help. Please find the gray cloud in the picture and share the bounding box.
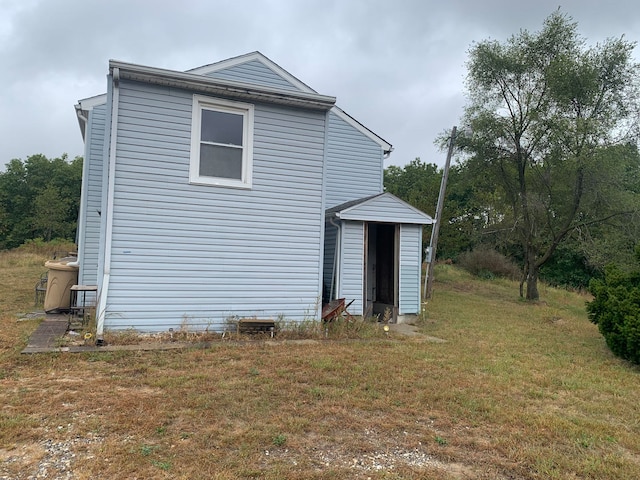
[1,0,639,170]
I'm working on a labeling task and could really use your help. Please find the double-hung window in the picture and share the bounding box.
[190,95,254,188]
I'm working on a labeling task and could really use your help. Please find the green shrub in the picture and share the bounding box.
[587,260,640,365]
[456,248,520,280]
[540,246,600,290]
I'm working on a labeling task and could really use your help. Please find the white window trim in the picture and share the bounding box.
[189,94,254,189]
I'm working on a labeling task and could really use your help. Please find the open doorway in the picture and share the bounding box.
[364,222,398,321]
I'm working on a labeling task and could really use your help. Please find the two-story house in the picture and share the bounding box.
[74,52,432,336]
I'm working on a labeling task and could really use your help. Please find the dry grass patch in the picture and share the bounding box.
[1,251,640,479]
[422,265,640,479]
[92,315,387,346]
[0,249,52,371]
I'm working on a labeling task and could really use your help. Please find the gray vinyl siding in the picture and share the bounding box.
[204,59,303,92]
[78,104,106,289]
[339,193,433,224]
[339,221,363,315]
[323,222,337,299]
[105,79,325,331]
[324,111,383,208]
[399,225,422,315]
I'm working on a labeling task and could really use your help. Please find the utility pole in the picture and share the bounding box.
[425,125,457,300]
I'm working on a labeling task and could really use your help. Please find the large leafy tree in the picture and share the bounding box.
[459,10,640,300]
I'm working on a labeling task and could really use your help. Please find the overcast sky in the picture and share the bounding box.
[1,0,639,171]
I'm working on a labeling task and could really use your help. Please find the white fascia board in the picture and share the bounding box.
[188,51,317,94]
[109,60,336,111]
[331,106,392,153]
[77,93,107,110]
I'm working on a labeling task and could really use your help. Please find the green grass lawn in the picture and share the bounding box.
[1,249,639,479]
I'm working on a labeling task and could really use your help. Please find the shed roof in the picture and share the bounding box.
[327,192,433,225]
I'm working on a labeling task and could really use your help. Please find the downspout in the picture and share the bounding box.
[329,216,341,300]
[72,108,90,272]
[76,110,88,126]
[95,67,120,341]
[317,110,330,318]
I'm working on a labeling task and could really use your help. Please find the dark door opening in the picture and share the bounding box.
[364,223,398,321]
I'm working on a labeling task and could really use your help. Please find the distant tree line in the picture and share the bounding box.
[385,152,640,291]
[0,154,82,250]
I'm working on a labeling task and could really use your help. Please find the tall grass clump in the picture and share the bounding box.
[273,317,384,340]
[16,238,77,258]
[456,247,520,280]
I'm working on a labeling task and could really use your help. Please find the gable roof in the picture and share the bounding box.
[188,51,317,94]
[75,52,392,153]
[331,106,392,154]
[327,192,433,225]
[190,52,392,153]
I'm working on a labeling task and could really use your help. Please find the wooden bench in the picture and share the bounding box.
[237,319,276,337]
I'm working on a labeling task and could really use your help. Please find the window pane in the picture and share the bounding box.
[201,109,243,146]
[199,144,243,180]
